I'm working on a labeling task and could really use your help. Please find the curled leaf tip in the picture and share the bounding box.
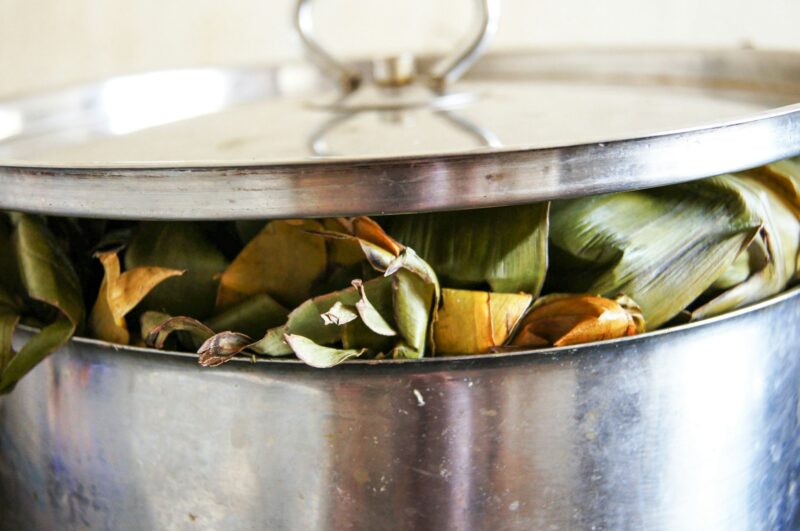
[145,315,214,350]
[321,301,358,326]
[198,331,252,367]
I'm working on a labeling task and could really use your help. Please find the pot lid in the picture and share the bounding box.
[1,0,800,219]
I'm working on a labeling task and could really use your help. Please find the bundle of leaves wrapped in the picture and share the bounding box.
[1,158,799,393]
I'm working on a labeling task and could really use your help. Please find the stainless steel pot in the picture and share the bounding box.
[1,289,798,530]
[2,3,800,528]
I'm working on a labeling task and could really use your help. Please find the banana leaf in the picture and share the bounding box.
[284,334,365,368]
[186,276,396,365]
[249,275,396,356]
[692,165,800,319]
[549,178,762,328]
[125,222,228,319]
[145,314,214,350]
[0,313,20,371]
[205,293,289,339]
[216,220,327,310]
[510,294,644,348]
[390,269,435,359]
[313,218,440,359]
[433,288,532,355]
[383,203,549,295]
[351,279,396,337]
[191,216,440,366]
[198,331,253,367]
[0,214,84,393]
[89,252,183,344]
[321,302,358,325]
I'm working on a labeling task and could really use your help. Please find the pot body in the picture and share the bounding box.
[1,292,799,531]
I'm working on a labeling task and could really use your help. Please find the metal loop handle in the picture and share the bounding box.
[294,0,499,92]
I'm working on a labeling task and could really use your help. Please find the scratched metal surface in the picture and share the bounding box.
[1,288,798,530]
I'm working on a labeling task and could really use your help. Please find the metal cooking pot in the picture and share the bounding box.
[1,289,799,530]
[2,1,800,528]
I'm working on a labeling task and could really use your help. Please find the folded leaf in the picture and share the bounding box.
[352,279,396,336]
[216,220,327,310]
[126,222,228,319]
[89,252,184,344]
[434,288,532,355]
[145,315,214,350]
[249,276,394,356]
[140,311,172,342]
[693,166,800,319]
[284,334,365,368]
[549,178,761,328]
[313,218,440,359]
[510,294,643,348]
[198,331,252,367]
[321,301,358,326]
[195,276,397,365]
[0,214,84,393]
[391,270,436,359]
[384,204,549,295]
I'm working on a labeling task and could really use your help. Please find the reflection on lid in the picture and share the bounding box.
[101,71,230,135]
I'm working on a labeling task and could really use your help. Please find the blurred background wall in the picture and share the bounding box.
[2,0,800,97]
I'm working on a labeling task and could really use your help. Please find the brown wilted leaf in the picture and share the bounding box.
[197,331,253,367]
[145,314,214,350]
[510,294,644,348]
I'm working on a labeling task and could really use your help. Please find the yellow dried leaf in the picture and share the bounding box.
[511,294,642,348]
[89,252,184,344]
[322,219,364,267]
[434,288,532,355]
[216,219,327,310]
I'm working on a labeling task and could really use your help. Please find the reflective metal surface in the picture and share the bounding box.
[1,50,800,219]
[1,289,798,530]
[295,0,499,91]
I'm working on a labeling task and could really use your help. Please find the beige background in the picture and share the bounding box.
[2,0,800,97]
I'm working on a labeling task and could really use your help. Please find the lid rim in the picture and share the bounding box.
[2,48,800,219]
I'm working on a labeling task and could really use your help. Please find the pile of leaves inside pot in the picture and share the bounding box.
[1,158,799,393]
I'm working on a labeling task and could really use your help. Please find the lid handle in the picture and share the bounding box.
[294,0,500,92]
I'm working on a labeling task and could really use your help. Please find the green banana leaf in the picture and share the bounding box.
[187,217,441,366]
[0,214,85,393]
[549,177,762,328]
[384,203,549,295]
[249,275,396,356]
[125,222,229,319]
[692,165,800,319]
[284,335,365,368]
